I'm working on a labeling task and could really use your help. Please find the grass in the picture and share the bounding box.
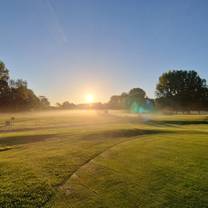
[0,110,208,208]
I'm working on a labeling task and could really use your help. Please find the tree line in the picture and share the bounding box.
[1,59,208,113]
[108,88,154,112]
[0,61,50,111]
[108,70,208,113]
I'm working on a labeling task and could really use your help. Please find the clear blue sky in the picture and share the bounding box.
[1,0,208,104]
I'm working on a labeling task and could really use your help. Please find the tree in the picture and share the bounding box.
[39,96,50,108]
[128,88,146,106]
[60,101,76,109]
[156,70,207,113]
[0,61,10,107]
[108,88,152,112]
[10,79,40,110]
[108,95,122,109]
[120,92,128,108]
[0,60,49,111]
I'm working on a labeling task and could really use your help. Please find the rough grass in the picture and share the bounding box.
[0,110,208,208]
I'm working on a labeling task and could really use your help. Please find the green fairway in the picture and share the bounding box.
[0,111,208,208]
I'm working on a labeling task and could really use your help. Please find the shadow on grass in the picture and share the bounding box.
[0,134,57,146]
[148,119,208,126]
[0,146,14,152]
[84,128,168,140]
[0,126,65,133]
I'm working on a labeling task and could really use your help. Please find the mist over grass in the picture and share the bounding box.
[0,110,208,207]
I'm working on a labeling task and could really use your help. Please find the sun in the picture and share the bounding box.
[85,94,94,103]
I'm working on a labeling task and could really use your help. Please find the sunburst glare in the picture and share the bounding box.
[85,94,94,103]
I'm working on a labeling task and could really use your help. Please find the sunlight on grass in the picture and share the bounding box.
[0,111,208,208]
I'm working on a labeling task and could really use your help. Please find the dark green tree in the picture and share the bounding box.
[0,61,10,107]
[156,70,207,113]
[108,88,152,112]
[128,88,146,105]
[10,79,40,110]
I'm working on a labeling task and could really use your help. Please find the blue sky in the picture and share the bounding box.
[1,0,208,104]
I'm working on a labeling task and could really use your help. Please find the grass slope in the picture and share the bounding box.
[0,111,208,208]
